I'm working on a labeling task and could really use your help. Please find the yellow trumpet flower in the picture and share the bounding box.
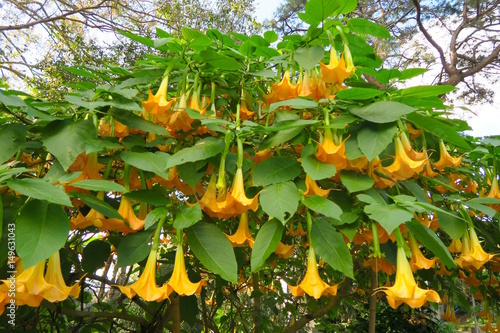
[166,243,203,296]
[43,251,80,302]
[383,137,426,181]
[319,46,354,85]
[286,222,307,237]
[455,225,494,270]
[264,70,298,105]
[225,212,254,247]
[303,174,331,198]
[288,246,338,299]
[275,241,294,259]
[103,196,145,234]
[433,140,462,171]
[381,246,441,309]
[142,76,175,116]
[118,249,170,301]
[408,234,436,272]
[12,260,52,307]
[315,130,347,171]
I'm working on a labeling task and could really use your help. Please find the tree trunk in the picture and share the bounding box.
[368,271,377,333]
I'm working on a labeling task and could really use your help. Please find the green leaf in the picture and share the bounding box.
[311,217,354,278]
[253,156,302,187]
[435,210,466,240]
[177,162,206,187]
[251,219,284,272]
[173,204,202,229]
[0,124,26,164]
[260,181,300,224]
[71,180,126,193]
[348,18,391,39]
[121,151,170,178]
[259,127,303,150]
[112,109,169,136]
[351,101,416,123]
[117,30,154,47]
[116,230,153,267]
[69,191,123,220]
[304,0,341,24]
[124,186,171,206]
[466,202,497,217]
[301,154,337,180]
[405,220,456,269]
[400,85,455,98]
[7,178,72,206]
[16,200,70,268]
[42,119,97,171]
[364,203,413,234]
[295,46,325,70]
[303,196,342,219]
[200,50,242,70]
[144,207,168,230]
[398,68,428,80]
[85,138,123,154]
[186,222,237,283]
[406,113,471,150]
[82,240,111,272]
[357,122,397,161]
[340,170,374,192]
[269,98,318,112]
[166,137,225,168]
[0,90,28,107]
[336,88,385,100]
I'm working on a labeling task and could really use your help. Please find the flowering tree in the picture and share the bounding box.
[1,0,499,332]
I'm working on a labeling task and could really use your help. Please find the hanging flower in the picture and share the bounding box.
[142,75,176,116]
[303,174,331,198]
[315,130,347,171]
[166,243,204,296]
[264,70,298,105]
[433,140,462,171]
[400,132,426,161]
[455,225,495,270]
[447,239,462,253]
[98,117,129,138]
[198,174,234,219]
[275,242,294,259]
[483,176,500,211]
[223,168,259,216]
[64,152,103,192]
[288,246,338,299]
[363,257,396,275]
[286,223,307,237]
[319,46,354,85]
[10,259,52,307]
[381,246,441,309]
[440,303,459,323]
[118,249,170,301]
[43,251,80,302]
[103,196,145,234]
[408,234,436,271]
[225,212,254,248]
[383,137,426,182]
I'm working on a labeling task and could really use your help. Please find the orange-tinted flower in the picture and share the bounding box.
[237,101,255,121]
[368,157,395,189]
[409,234,436,272]
[0,284,8,316]
[363,257,396,275]
[142,76,176,116]
[225,212,254,247]
[315,130,347,171]
[223,168,260,216]
[98,117,129,138]
[406,123,422,139]
[166,243,204,296]
[460,271,482,287]
[484,176,500,211]
[414,213,440,231]
[11,260,52,307]
[287,223,307,237]
[345,156,369,173]
[288,246,338,299]
[479,320,494,332]
[447,239,462,253]
[43,251,80,302]
[297,71,315,98]
[383,137,426,182]
[253,149,272,164]
[64,152,103,192]
[118,249,170,301]
[275,242,294,258]
[319,46,354,85]
[264,70,298,105]
[455,226,495,270]
[198,174,234,219]
[103,196,144,234]
[303,174,331,198]
[400,132,426,161]
[381,246,441,309]
[433,140,462,171]
[441,303,459,323]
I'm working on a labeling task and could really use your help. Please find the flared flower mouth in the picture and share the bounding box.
[455,226,495,270]
[319,47,354,85]
[225,212,254,247]
[315,130,347,170]
[433,140,462,171]
[166,243,203,296]
[383,136,426,181]
[43,251,81,303]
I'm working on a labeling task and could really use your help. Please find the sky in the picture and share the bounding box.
[254,0,283,22]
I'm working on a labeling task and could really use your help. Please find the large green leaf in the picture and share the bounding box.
[406,113,471,150]
[340,170,374,192]
[348,18,391,39]
[82,240,111,273]
[42,119,97,171]
[260,181,300,224]
[173,203,202,229]
[435,209,466,240]
[116,230,153,267]
[400,85,455,98]
[7,178,72,206]
[405,219,456,269]
[70,180,126,193]
[144,207,168,230]
[295,46,325,70]
[259,127,303,149]
[200,50,242,70]
[166,137,225,168]
[124,186,171,205]
[301,154,337,180]
[336,88,385,100]
[16,200,70,268]
[350,101,416,123]
[0,124,26,164]
[311,217,353,278]
[251,219,284,272]
[253,156,302,186]
[121,151,170,179]
[304,0,341,24]
[303,196,342,220]
[69,192,123,220]
[112,109,169,135]
[357,122,397,161]
[186,222,237,283]
[269,98,318,112]
[364,202,413,234]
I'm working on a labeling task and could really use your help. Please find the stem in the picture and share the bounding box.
[368,270,377,333]
[123,163,131,192]
[371,221,381,259]
[252,272,262,333]
[170,293,181,333]
[152,216,166,251]
[236,137,244,169]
